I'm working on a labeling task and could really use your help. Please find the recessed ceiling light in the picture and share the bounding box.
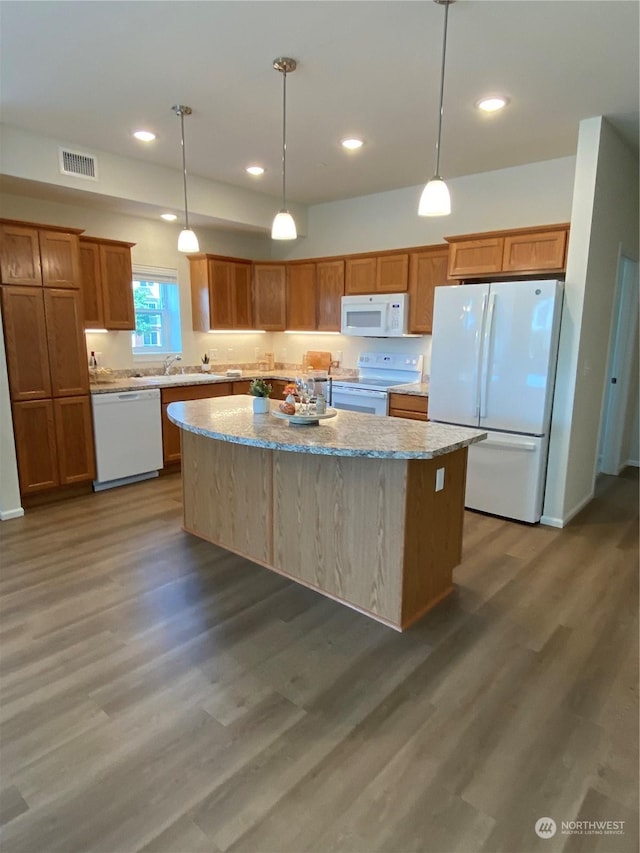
[246,165,265,176]
[476,96,509,113]
[161,213,178,221]
[341,138,364,150]
[133,130,156,142]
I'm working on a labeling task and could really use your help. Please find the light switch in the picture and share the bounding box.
[435,467,445,492]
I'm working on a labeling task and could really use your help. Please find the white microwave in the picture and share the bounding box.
[340,293,411,337]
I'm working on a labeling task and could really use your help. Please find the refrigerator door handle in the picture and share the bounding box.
[479,438,538,451]
[479,293,497,418]
[474,294,489,417]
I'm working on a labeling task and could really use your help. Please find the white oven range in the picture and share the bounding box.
[331,352,423,416]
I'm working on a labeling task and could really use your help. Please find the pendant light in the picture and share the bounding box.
[419,0,454,217]
[172,105,199,253]
[271,57,297,240]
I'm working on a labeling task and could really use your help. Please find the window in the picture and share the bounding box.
[131,266,182,357]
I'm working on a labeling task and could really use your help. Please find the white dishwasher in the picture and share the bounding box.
[91,389,163,491]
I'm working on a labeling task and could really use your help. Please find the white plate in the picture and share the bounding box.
[270,407,338,426]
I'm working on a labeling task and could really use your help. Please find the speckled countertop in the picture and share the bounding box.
[167,396,484,459]
[90,372,430,397]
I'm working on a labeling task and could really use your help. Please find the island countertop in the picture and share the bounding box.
[167,396,485,459]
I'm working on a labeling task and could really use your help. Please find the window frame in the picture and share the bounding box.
[131,265,182,358]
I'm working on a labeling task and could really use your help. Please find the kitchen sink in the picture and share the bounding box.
[130,373,229,385]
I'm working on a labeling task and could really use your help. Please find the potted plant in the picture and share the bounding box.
[201,353,211,373]
[249,378,272,413]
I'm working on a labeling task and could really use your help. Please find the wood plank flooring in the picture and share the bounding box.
[0,468,637,853]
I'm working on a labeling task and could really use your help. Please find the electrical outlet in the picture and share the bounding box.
[435,467,445,492]
[208,348,218,362]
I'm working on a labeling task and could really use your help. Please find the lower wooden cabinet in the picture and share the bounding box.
[12,395,94,495]
[232,380,253,395]
[388,393,429,421]
[161,382,232,464]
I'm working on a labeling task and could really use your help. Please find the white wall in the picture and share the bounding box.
[274,157,576,259]
[543,117,640,525]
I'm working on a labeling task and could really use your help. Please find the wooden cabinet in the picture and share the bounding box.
[44,289,90,397]
[0,225,42,286]
[270,379,288,400]
[232,380,253,395]
[446,224,569,280]
[345,252,409,294]
[11,400,59,494]
[39,231,81,288]
[79,238,135,330]
[316,259,344,331]
[11,396,94,494]
[1,285,52,401]
[502,229,568,273]
[189,256,253,331]
[377,253,409,292]
[408,247,454,334]
[253,264,286,331]
[345,256,377,294]
[160,382,232,464]
[287,263,316,330]
[53,396,95,485]
[0,221,82,288]
[388,393,429,421]
[79,238,135,329]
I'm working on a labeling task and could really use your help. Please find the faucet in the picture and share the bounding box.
[163,355,182,375]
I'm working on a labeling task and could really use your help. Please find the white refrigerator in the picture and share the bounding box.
[429,279,563,523]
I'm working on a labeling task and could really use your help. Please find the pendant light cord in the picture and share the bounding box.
[281,68,288,211]
[179,108,190,231]
[433,0,450,178]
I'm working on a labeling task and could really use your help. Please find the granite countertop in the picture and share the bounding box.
[90,372,430,398]
[167,396,484,460]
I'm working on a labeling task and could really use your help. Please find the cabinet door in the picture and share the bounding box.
[345,257,376,294]
[376,254,409,293]
[502,229,567,273]
[447,238,504,279]
[0,225,42,286]
[232,380,253,395]
[12,399,59,494]
[54,396,96,484]
[231,263,253,329]
[270,379,288,400]
[316,259,344,332]
[40,231,80,288]
[43,288,90,397]
[161,383,232,464]
[79,241,104,328]
[1,285,51,401]
[388,393,429,421]
[287,263,316,330]
[408,248,452,334]
[209,260,234,328]
[253,264,286,330]
[100,244,134,329]
[161,402,182,464]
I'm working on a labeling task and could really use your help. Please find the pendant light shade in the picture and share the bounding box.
[172,104,199,253]
[419,0,454,217]
[271,57,297,240]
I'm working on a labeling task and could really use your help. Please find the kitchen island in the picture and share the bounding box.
[168,397,486,630]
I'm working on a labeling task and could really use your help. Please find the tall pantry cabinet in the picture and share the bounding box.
[0,220,95,496]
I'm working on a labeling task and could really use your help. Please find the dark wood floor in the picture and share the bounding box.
[0,468,637,853]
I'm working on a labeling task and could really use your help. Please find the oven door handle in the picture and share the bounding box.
[332,387,388,398]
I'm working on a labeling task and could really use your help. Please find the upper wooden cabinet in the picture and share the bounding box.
[446,224,569,279]
[0,221,83,288]
[1,285,52,401]
[345,252,409,295]
[189,256,253,331]
[79,238,135,329]
[253,264,286,331]
[287,263,316,330]
[408,247,454,334]
[316,259,345,331]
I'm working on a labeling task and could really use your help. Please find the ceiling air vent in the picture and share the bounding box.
[58,147,98,180]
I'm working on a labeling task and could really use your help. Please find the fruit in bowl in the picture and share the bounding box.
[279,401,296,415]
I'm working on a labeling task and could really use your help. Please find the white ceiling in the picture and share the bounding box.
[1,0,638,209]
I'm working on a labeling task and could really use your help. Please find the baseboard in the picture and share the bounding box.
[93,470,159,492]
[625,458,639,468]
[540,489,594,529]
[0,507,25,521]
